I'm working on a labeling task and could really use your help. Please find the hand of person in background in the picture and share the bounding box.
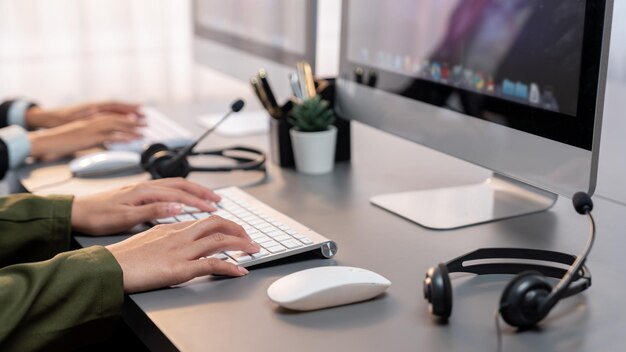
[71,178,223,236]
[24,101,142,129]
[27,113,146,161]
[106,216,260,293]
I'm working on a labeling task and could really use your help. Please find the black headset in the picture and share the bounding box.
[140,99,267,179]
[423,192,595,329]
[141,143,266,179]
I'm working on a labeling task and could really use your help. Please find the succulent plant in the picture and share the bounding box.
[289,95,335,132]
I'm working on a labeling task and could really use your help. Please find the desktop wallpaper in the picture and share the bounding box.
[347,0,587,117]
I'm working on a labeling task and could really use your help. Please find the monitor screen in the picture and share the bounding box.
[336,0,612,208]
[194,0,316,68]
[341,0,603,150]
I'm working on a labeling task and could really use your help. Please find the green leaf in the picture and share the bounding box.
[289,95,336,132]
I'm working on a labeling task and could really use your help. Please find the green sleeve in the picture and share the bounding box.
[0,246,124,351]
[0,194,74,267]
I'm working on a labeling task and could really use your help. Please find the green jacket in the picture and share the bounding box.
[0,194,124,351]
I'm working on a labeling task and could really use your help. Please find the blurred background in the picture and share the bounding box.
[1,0,624,107]
[0,0,251,107]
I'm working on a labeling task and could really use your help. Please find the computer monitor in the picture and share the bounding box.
[192,0,340,103]
[336,0,613,229]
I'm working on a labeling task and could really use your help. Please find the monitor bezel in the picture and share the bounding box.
[336,0,613,197]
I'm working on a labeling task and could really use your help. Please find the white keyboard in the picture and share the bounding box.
[107,106,193,153]
[153,187,338,267]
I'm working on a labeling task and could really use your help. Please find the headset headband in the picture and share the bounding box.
[445,247,591,298]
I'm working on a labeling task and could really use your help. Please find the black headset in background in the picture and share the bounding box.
[423,192,596,329]
[141,99,266,179]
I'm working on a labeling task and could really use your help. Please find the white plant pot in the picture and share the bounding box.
[290,126,337,174]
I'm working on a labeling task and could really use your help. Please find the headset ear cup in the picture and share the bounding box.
[499,271,552,329]
[141,143,169,170]
[423,263,452,319]
[148,151,191,179]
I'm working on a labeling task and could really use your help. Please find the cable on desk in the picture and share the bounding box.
[494,305,504,352]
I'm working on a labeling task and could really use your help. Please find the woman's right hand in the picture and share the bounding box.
[28,113,146,161]
[106,216,260,293]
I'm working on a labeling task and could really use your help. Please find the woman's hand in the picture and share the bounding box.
[106,216,260,293]
[25,101,142,129]
[28,113,146,161]
[71,178,222,236]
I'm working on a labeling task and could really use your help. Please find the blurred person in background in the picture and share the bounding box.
[0,99,146,179]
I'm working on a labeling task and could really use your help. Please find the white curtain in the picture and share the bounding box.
[0,0,203,106]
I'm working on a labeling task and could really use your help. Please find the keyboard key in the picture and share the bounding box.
[226,251,253,263]
[192,212,211,219]
[222,204,242,212]
[155,217,177,224]
[208,252,229,260]
[175,214,196,222]
[299,238,314,245]
[250,234,266,242]
[248,218,265,226]
[241,215,258,223]
[224,257,238,265]
[257,224,276,232]
[266,245,286,254]
[265,229,283,237]
[182,205,200,213]
[212,210,229,217]
[251,249,269,259]
[255,236,273,244]
[262,240,280,248]
[271,234,292,242]
[281,239,303,249]
[236,210,254,218]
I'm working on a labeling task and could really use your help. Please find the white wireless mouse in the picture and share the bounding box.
[69,151,142,177]
[267,266,391,311]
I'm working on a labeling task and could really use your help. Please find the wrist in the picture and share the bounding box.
[25,107,56,129]
[71,197,90,234]
[27,130,48,159]
[25,107,45,129]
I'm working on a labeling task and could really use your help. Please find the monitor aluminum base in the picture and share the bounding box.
[370,174,557,230]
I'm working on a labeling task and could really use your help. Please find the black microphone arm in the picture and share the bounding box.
[169,99,245,165]
[538,192,596,314]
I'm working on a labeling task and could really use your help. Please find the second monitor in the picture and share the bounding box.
[192,0,341,103]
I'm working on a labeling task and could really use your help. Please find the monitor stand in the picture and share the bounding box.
[370,173,557,230]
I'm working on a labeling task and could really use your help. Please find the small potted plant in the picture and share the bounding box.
[289,95,337,174]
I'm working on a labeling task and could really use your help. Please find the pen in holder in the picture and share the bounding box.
[251,68,351,168]
[269,78,350,168]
